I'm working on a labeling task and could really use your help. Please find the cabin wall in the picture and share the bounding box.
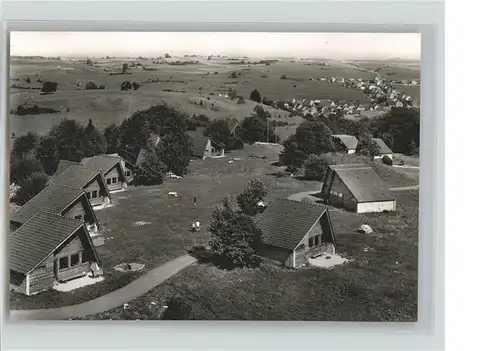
[104,166,126,192]
[83,178,108,207]
[326,174,357,211]
[357,200,396,213]
[53,228,95,282]
[63,201,86,220]
[29,263,55,294]
[293,215,335,268]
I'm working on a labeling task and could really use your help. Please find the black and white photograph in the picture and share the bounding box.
[7,31,420,321]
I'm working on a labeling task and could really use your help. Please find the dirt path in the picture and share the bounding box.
[9,254,197,321]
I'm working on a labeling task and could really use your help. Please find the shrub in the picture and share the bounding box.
[10,154,44,184]
[249,89,262,103]
[132,81,141,90]
[85,81,99,90]
[99,84,105,89]
[237,96,245,104]
[304,154,328,181]
[230,137,244,150]
[41,81,58,93]
[237,178,268,216]
[12,172,48,205]
[275,169,288,178]
[382,155,393,166]
[121,81,132,91]
[280,74,288,79]
[134,151,167,186]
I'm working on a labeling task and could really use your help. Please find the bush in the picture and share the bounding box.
[382,155,393,166]
[132,81,141,90]
[85,81,99,90]
[237,178,268,216]
[230,137,244,150]
[280,74,288,79]
[304,154,328,181]
[134,151,167,186]
[160,296,192,320]
[10,154,44,184]
[262,97,274,106]
[12,172,48,205]
[237,96,245,104]
[121,81,132,91]
[249,89,262,103]
[41,81,58,93]
[99,84,105,89]
[275,169,288,178]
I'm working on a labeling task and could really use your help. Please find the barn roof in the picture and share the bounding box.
[10,212,84,274]
[256,199,330,250]
[333,134,358,151]
[51,165,106,192]
[54,160,80,177]
[328,164,394,203]
[372,138,393,154]
[190,136,210,158]
[80,155,122,174]
[10,185,86,225]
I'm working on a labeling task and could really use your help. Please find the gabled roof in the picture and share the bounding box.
[135,148,149,166]
[256,199,330,250]
[51,166,109,197]
[54,160,80,177]
[190,135,210,158]
[328,164,394,203]
[372,138,393,154]
[333,134,358,151]
[81,155,122,174]
[10,212,85,274]
[10,185,86,225]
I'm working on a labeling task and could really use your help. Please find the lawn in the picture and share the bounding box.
[77,190,419,321]
[9,144,321,310]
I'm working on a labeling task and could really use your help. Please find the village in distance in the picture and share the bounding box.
[8,32,420,322]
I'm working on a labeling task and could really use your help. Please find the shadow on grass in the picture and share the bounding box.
[188,245,261,271]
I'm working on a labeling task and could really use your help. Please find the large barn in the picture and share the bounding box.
[10,184,100,234]
[321,164,396,213]
[372,138,394,160]
[9,212,102,296]
[51,165,111,208]
[255,199,336,268]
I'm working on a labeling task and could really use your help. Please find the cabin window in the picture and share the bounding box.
[296,244,305,251]
[74,215,82,220]
[92,190,98,198]
[59,257,69,270]
[112,177,117,184]
[314,235,321,246]
[107,178,111,185]
[126,170,131,176]
[308,237,314,247]
[70,254,80,267]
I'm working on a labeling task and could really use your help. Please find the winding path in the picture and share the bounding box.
[9,254,197,321]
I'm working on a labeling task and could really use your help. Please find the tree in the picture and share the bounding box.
[204,120,231,149]
[48,118,86,162]
[121,81,132,91]
[12,132,39,158]
[262,97,273,106]
[230,137,244,150]
[208,197,262,268]
[85,81,98,90]
[160,296,192,320]
[84,119,108,157]
[41,81,57,93]
[86,58,92,66]
[12,172,48,205]
[10,154,44,184]
[236,178,268,216]
[374,107,420,154]
[382,155,393,166]
[280,135,306,171]
[252,105,271,119]
[156,132,193,176]
[239,115,277,144]
[230,72,238,79]
[132,81,141,90]
[356,134,381,158]
[104,124,121,153]
[304,154,329,181]
[36,136,59,175]
[134,151,167,185]
[249,89,262,103]
[164,53,171,58]
[122,63,128,74]
[188,114,210,130]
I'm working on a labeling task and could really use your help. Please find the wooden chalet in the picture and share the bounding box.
[80,155,128,192]
[51,165,111,208]
[10,184,100,235]
[372,138,393,160]
[255,199,336,268]
[9,212,102,296]
[188,132,225,159]
[321,164,396,213]
[332,134,358,154]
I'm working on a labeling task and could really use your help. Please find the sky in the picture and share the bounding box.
[10,32,421,60]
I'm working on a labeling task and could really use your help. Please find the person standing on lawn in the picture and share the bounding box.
[195,220,200,232]
[193,196,197,206]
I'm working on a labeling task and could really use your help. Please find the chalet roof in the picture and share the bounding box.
[328,164,394,203]
[51,165,104,191]
[256,198,329,250]
[333,134,358,151]
[372,138,393,154]
[10,185,86,225]
[10,212,84,274]
[135,148,149,166]
[54,160,80,177]
[80,155,121,174]
[187,132,210,158]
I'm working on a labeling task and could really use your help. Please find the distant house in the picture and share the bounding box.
[332,134,358,154]
[255,199,336,269]
[9,212,102,296]
[372,138,394,160]
[188,131,225,159]
[51,165,111,208]
[10,184,100,234]
[320,164,396,213]
[227,117,240,135]
[80,155,128,192]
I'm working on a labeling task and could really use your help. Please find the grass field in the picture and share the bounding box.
[9,56,419,140]
[10,145,418,317]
